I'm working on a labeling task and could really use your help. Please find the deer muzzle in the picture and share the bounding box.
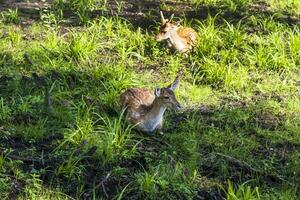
[175,103,181,111]
[155,33,164,42]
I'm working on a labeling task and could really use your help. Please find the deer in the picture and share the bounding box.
[155,11,198,53]
[119,75,181,133]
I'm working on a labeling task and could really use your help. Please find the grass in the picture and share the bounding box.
[0,8,20,24]
[0,0,299,199]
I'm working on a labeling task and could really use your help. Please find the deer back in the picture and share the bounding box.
[120,88,155,111]
[176,27,198,46]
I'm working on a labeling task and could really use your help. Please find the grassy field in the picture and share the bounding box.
[0,0,299,199]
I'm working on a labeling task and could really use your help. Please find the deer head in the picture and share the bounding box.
[155,11,178,42]
[154,75,181,110]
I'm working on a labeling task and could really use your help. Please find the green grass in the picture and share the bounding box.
[0,0,299,199]
[0,8,20,24]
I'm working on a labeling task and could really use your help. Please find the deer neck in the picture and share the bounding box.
[139,98,166,133]
[147,98,166,121]
[168,27,186,52]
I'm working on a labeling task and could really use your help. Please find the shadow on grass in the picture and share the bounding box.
[92,0,300,30]
[1,69,299,198]
[168,102,300,187]
[1,0,300,29]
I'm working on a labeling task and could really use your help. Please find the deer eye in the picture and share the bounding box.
[164,96,170,99]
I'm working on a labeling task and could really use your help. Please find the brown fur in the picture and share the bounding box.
[156,20,198,53]
[119,77,181,133]
[176,27,198,46]
[119,88,155,125]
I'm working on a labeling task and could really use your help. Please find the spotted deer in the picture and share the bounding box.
[155,11,197,53]
[119,76,181,133]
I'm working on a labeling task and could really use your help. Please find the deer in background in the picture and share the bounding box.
[119,75,181,133]
[155,11,198,53]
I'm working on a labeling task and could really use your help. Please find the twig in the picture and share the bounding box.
[45,86,52,114]
[102,183,108,198]
[24,53,33,65]
[45,81,56,115]
[213,152,259,172]
[4,141,89,166]
[93,171,112,198]
[212,152,294,186]
[135,130,172,148]
[73,140,87,156]
[94,171,112,189]
[40,44,60,57]
[84,146,97,157]
[6,154,42,164]
[148,136,172,148]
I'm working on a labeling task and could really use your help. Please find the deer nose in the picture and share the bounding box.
[155,35,162,41]
[175,104,181,111]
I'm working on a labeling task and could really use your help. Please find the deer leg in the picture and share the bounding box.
[155,121,164,135]
[156,120,163,130]
[167,40,173,48]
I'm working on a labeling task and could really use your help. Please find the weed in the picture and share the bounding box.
[16,119,47,141]
[52,0,107,24]
[0,154,4,169]
[96,110,137,163]
[0,8,19,24]
[136,171,157,195]
[40,9,62,27]
[66,31,99,63]
[55,152,85,179]
[225,180,260,200]
[0,98,11,122]
[6,27,22,47]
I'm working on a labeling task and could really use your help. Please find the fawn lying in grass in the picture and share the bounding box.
[155,11,197,53]
[119,76,181,133]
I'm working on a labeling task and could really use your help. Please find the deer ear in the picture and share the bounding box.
[168,76,180,91]
[154,88,161,97]
[169,14,174,22]
[160,11,166,23]
[176,19,182,26]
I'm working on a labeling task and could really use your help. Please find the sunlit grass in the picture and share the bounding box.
[268,0,300,14]
[0,0,299,199]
